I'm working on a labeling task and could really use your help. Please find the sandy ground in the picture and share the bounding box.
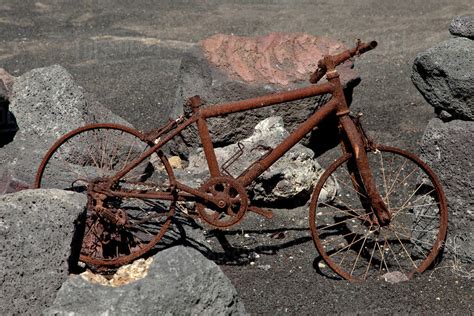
[1,1,473,314]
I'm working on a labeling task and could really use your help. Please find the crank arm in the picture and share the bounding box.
[248,206,273,219]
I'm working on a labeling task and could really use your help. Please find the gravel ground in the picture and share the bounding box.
[1,1,473,314]
[205,206,473,315]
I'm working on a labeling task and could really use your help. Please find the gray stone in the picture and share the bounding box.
[382,271,409,284]
[0,65,88,187]
[0,189,86,316]
[420,118,473,262]
[0,65,134,188]
[185,117,337,206]
[449,15,474,39]
[411,38,474,121]
[44,246,247,316]
[173,34,359,150]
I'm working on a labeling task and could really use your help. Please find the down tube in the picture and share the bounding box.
[237,98,338,187]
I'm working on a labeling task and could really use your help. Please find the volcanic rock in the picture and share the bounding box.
[44,246,247,315]
[0,189,86,315]
[411,38,474,121]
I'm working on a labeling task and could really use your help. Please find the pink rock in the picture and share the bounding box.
[200,32,356,86]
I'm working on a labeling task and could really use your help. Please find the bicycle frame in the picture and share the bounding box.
[104,63,390,223]
[34,39,449,277]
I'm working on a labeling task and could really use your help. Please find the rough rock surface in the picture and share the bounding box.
[185,116,337,206]
[449,15,474,39]
[419,118,473,262]
[201,33,355,86]
[0,65,88,187]
[44,246,247,315]
[174,33,359,149]
[0,189,86,316]
[0,65,134,188]
[411,38,474,121]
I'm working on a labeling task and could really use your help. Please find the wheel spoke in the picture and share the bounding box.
[310,147,447,280]
[36,124,176,267]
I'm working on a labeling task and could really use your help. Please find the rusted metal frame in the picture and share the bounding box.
[201,82,333,118]
[186,95,221,178]
[105,179,224,206]
[340,114,391,225]
[310,41,377,84]
[326,57,391,225]
[237,97,339,187]
[196,116,221,177]
[111,116,198,183]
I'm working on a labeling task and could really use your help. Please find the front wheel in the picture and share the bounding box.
[309,146,448,281]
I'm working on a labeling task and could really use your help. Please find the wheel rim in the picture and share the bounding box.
[310,146,448,280]
[35,123,180,266]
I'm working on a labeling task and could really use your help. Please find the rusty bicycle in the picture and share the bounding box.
[34,40,448,281]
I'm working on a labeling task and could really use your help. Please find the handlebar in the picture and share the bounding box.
[309,40,377,84]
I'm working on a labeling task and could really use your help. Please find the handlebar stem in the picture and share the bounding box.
[309,40,377,84]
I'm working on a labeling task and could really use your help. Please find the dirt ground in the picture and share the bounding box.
[1,1,473,314]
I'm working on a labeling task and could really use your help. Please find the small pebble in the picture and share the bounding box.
[257,264,271,271]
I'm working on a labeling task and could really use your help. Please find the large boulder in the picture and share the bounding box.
[44,246,247,315]
[411,38,474,121]
[184,116,337,206]
[449,15,474,39]
[174,33,360,149]
[0,65,134,188]
[419,118,473,262]
[0,189,86,315]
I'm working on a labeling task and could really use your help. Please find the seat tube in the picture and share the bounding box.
[189,96,221,178]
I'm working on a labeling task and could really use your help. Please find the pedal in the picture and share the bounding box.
[248,206,273,219]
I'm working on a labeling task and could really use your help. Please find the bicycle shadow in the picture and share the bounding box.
[158,215,313,266]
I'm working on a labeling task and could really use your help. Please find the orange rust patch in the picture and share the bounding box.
[200,33,348,86]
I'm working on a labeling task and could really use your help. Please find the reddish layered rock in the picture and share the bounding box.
[201,33,355,86]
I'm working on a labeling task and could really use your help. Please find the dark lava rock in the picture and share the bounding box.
[0,189,86,316]
[44,246,247,315]
[420,118,473,263]
[173,33,360,150]
[0,65,90,187]
[0,65,133,188]
[411,38,474,121]
[449,15,474,39]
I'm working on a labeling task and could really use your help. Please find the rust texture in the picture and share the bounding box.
[34,40,448,281]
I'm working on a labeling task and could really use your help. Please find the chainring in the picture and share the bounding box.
[196,176,248,228]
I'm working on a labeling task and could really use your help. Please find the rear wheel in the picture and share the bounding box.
[35,123,179,267]
[309,146,448,280]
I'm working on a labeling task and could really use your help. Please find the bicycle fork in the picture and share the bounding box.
[339,114,392,226]
[325,54,392,226]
